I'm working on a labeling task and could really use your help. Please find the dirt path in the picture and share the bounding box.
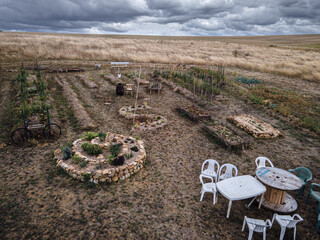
[0,69,319,239]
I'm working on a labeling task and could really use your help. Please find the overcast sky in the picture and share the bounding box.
[0,0,319,36]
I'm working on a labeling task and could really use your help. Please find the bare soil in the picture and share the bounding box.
[0,64,319,239]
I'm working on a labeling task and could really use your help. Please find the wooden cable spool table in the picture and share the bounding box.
[256,167,303,213]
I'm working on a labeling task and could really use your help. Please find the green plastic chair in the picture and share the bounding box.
[288,167,312,197]
[306,183,320,214]
[315,213,320,233]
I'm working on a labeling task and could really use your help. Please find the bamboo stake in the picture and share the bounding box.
[133,66,142,126]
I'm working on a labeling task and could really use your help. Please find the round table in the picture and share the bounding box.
[255,167,303,213]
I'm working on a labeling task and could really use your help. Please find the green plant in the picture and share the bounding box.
[135,136,140,140]
[62,147,72,159]
[107,154,115,162]
[81,143,102,156]
[72,155,81,164]
[82,173,91,181]
[80,160,87,168]
[98,132,107,141]
[125,151,133,159]
[110,143,122,156]
[81,132,99,141]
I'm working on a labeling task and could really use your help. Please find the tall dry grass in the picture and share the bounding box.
[1,32,320,82]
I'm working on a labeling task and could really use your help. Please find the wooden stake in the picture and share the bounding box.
[133,66,142,126]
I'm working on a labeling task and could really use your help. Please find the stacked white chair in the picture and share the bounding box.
[255,157,274,169]
[199,159,219,205]
[218,163,238,181]
[242,216,272,240]
[271,213,303,240]
[200,174,217,205]
[200,159,220,183]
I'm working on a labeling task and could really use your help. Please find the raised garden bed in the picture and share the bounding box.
[119,105,167,131]
[203,122,249,149]
[53,132,146,183]
[227,114,283,139]
[177,105,211,122]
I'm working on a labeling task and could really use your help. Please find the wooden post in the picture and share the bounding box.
[133,66,142,127]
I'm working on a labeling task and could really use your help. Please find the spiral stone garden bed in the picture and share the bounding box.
[53,132,146,183]
[119,105,168,131]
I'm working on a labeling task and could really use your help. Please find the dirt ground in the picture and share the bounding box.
[0,63,319,239]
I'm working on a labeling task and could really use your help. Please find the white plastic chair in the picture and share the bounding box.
[255,157,274,169]
[271,213,303,240]
[200,174,217,205]
[218,163,238,181]
[242,216,272,240]
[200,159,220,183]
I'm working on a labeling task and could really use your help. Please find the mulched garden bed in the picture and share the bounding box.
[177,105,211,122]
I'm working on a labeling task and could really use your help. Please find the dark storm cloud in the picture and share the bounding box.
[0,0,319,35]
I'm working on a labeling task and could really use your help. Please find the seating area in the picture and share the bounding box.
[199,156,318,238]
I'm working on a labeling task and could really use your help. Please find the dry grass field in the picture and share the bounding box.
[1,32,320,82]
[0,32,319,239]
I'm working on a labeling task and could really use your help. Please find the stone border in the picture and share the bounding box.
[53,132,146,183]
[119,105,168,131]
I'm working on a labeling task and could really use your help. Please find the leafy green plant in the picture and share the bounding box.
[62,147,72,159]
[110,143,122,156]
[81,143,102,156]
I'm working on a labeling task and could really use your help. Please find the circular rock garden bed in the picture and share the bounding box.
[119,105,167,131]
[53,132,146,183]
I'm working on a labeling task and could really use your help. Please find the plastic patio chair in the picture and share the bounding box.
[242,216,272,240]
[218,163,238,181]
[200,159,220,183]
[255,157,274,169]
[271,213,303,240]
[315,213,320,233]
[306,183,320,214]
[200,174,217,205]
[288,167,312,197]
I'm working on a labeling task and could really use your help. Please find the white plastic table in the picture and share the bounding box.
[216,175,266,218]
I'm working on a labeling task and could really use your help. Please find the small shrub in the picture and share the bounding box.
[110,143,122,156]
[62,147,72,159]
[81,132,99,141]
[135,136,140,140]
[81,143,102,156]
[98,132,106,142]
[72,155,81,164]
[80,160,87,168]
[82,173,91,181]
